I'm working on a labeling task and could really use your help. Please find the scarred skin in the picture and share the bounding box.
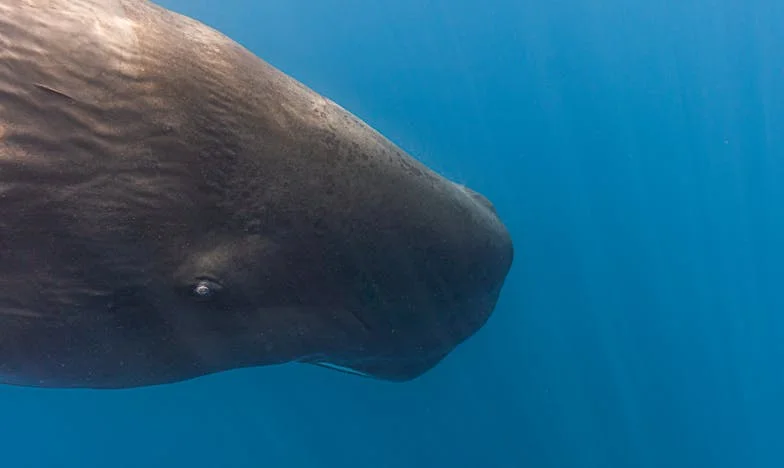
[0,0,514,388]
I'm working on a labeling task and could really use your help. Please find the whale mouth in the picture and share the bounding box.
[309,361,373,378]
[302,348,451,382]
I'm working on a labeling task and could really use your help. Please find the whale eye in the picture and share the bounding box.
[190,278,223,300]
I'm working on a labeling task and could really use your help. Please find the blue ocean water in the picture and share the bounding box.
[3,0,783,467]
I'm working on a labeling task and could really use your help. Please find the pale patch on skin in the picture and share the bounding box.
[87,3,139,77]
[0,307,43,319]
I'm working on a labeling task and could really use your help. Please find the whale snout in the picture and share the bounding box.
[454,183,514,293]
[458,183,499,215]
[331,178,514,381]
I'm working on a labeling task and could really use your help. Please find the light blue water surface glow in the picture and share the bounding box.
[4,1,784,466]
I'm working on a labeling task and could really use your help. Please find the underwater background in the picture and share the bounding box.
[2,0,783,466]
